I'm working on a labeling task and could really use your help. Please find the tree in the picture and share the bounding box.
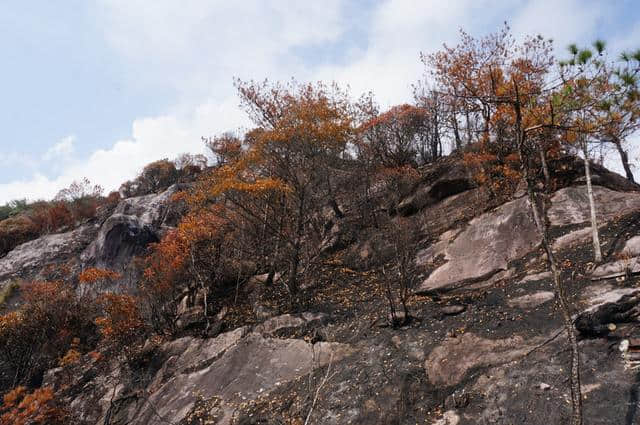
[427,26,585,424]
[139,159,179,193]
[54,178,103,203]
[174,153,208,170]
[381,219,418,327]
[142,207,233,334]
[204,133,243,166]
[94,293,145,352]
[557,41,640,262]
[78,267,122,294]
[190,80,356,303]
[54,178,104,225]
[359,104,435,167]
[560,44,640,183]
[608,49,640,182]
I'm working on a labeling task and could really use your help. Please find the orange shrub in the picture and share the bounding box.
[0,386,68,425]
[0,281,98,387]
[95,294,145,350]
[78,267,122,285]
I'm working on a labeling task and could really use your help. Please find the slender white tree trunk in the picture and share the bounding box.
[582,139,602,263]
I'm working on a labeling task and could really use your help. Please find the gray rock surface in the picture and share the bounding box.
[80,214,158,270]
[416,197,540,293]
[396,163,472,216]
[623,235,640,256]
[81,186,181,270]
[254,312,329,335]
[519,271,552,284]
[7,157,640,425]
[0,224,98,280]
[548,185,640,227]
[507,291,555,309]
[129,332,352,425]
[425,332,541,386]
[552,227,591,251]
[591,258,640,280]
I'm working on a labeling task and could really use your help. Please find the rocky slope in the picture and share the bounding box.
[3,157,640,424]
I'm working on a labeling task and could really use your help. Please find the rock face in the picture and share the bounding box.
[416,196,541,293]
[57,324,353,425]
[80,214,158,270]
[507,291,555,309]
[552,227,592,252]
[7,156,640,425]
[0,224,98,281]
[396,162,472,216]
[548,185,640,226]
[81,185,182,271]
[425,332,538,386]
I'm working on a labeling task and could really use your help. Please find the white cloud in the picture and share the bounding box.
[511,0,609,52]
[0,96,248,203]
[1,1,633,204]
[43,135,75,161]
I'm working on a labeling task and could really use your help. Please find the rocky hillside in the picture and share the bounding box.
[2,153,640,424]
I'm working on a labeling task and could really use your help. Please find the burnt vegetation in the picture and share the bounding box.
[0,25,639,424]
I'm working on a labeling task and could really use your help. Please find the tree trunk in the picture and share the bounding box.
[451,115,462,151]
[465,107,473,145]
[512,79,582,424]
[613,138,635,183]
[287,195,306,300]
[523,162,584,425]
[539,144,551,190]
[582,140,603,263]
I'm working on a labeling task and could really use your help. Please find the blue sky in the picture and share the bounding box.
[0,0,639,202]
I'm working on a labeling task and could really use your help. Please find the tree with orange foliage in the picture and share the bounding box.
[204,133,243,166]
[78,267,122,295]
[190,80,356,301]
[427,25,585,424]
[142,206,233,333]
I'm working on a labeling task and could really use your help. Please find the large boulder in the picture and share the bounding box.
[396,162,473,216]
[80,214,158,270]
[81,185,184,270]
[112,184,185,229]
[416,196,541,293]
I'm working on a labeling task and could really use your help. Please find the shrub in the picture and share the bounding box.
[0,281,98,388]
[0,215,38,257]
[95,294,146,351]
[0,200,29,222]
[78,267,122,294]
[0,386,69,425]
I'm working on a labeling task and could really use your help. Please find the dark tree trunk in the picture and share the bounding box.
[614,138,635,183]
